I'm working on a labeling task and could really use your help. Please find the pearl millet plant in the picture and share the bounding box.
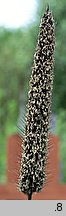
[18,6,55,200]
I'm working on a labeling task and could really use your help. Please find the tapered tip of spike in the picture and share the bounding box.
[46,4,49,12]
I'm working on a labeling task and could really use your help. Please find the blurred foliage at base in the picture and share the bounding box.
[0,0,66,183]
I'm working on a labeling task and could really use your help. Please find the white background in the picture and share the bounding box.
[0,0,37,28]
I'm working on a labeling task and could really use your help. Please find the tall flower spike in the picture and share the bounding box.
[18,7,55,200]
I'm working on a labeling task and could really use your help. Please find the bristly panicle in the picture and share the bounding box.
[18,7,55,197]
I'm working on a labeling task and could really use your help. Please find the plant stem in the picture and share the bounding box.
[28,192,32,200]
